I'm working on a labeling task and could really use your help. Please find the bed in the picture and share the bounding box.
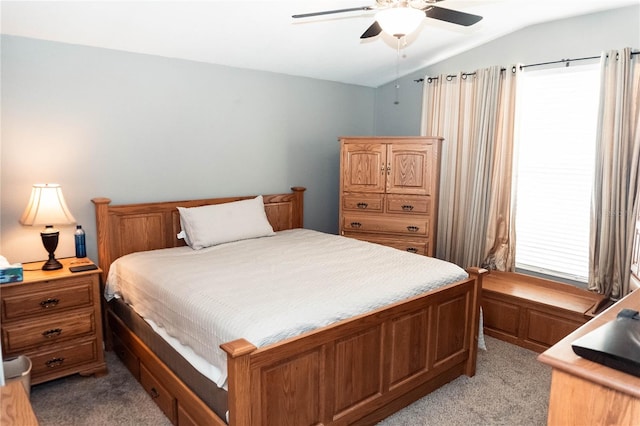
[92,187,487,426]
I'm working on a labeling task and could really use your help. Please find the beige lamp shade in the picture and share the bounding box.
[20,184,76,226]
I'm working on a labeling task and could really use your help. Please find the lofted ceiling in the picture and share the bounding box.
[1,0,638,88]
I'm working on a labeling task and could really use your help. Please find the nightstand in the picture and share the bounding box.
[0,258,107,385]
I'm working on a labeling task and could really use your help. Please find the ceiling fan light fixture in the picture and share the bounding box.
[375,6,424,38]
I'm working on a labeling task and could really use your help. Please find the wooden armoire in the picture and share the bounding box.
[339,136,442,256]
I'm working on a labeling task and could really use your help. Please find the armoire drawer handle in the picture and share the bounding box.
[407,226,419,232]
[350,222,362,228]
[356,202,368,209]
[45,357,65,368]
[406,247,418,253]
[42,328,63,338]
[401,205,414,211]
[40,298,60,308]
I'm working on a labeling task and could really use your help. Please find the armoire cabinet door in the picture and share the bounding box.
[342,143,386,193]
[386,143,433,195]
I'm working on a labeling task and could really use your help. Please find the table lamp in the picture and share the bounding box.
[20,184,76,270]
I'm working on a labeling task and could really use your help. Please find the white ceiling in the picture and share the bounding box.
[1,0,638,87]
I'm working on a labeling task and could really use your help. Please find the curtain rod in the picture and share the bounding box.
[414,50,640,83]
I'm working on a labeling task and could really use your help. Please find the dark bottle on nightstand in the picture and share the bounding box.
[75,225,86,258]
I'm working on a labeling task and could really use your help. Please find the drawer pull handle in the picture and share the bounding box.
[42,328,63,338]
[45,357,65,368]
[356,202,368,209]
[406,247,418,253]
[40,298,60,308]
[350,222,362,229]
[401,205,414,211]
[150,387,160,399]
[407,226,420,232]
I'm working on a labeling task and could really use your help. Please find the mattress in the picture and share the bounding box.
[105,229,468,388]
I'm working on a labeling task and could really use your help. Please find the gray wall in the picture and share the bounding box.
[0,36,375,263]
[3,5,639,265]
[374,5,640,135]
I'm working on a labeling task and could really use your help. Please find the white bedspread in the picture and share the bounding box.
[105,229,468,388]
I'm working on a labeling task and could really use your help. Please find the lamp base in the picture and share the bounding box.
[41,226,63,271]
[42,256,63,270]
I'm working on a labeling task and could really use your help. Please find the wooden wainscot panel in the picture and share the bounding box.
[432,288,471,368]
[388,309,429,387]
[258,349,323,426]
[119,213,167,255]
[482,297,520,338]
[524,309,583,349]
[265,202,294,231]
[333,326,384,418]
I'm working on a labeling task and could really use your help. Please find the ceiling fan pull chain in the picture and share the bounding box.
[394,38,400,105]
[394,37,402,105]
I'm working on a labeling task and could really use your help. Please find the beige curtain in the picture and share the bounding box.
[589,48,640,299]
[421,65,519,269]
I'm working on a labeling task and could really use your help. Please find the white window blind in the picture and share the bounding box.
[515,63,600,283]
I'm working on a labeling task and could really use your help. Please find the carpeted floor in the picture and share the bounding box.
[29,336,551,425]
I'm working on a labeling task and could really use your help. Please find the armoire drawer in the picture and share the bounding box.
[386,195,430,214]
[345,233,428,255]
[343,214,429,236]
[342,194,384,212]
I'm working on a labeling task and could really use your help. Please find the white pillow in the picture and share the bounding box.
[177,195,275,249]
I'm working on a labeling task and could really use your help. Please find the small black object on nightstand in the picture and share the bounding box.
[69,264,98,273]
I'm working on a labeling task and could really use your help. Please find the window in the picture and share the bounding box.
[514,63,601,283]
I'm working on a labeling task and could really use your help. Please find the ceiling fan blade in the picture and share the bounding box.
[360,21,382,39]
[292,7,373,19]
[424,6,482,26]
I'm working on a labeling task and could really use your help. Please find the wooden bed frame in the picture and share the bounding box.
[92,187,486,426]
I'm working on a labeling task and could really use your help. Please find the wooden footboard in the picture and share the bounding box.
[107,268,484,426]
[223,268,485,426]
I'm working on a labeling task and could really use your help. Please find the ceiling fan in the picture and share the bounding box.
[292,0,483,39]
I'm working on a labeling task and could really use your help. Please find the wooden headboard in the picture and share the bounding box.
[91,186,305,280]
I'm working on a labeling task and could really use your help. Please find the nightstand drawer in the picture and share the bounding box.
[1,277,94,321]
[29,338,99,379]
[2,309,96,353]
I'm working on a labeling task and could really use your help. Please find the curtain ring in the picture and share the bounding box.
[512,66,517,73]
[427,77,433,83]
[446,75,453,81]
[461,73,468,80]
